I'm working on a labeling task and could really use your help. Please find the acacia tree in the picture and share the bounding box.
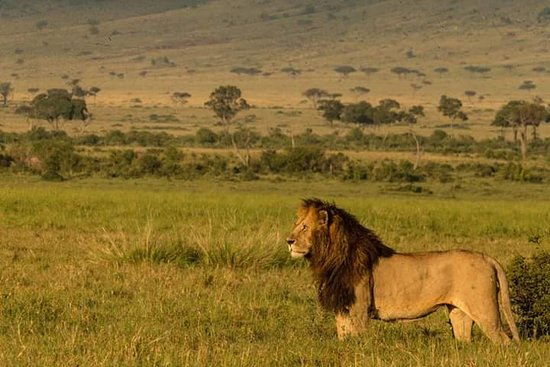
[438,95,468,136]
[18,89,90,131]
[373,99,401,126]
[280,67,301,78]
[0,82,13,106]
[334,65,356,79]
[492,100,547,160]
[433,67,449,78]
[318,99,344,126]
[350,86,370,101]
[88,86,101,103]
[204,85,251,167]
[390,66,410,79]
[360,67,379,78]
[302,88,329,109]
[171,91,191,107]
[464,90,477,103]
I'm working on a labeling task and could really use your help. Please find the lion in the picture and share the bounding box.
[286,198,520,344]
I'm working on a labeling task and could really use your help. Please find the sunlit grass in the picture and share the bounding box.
[0,176,549,366]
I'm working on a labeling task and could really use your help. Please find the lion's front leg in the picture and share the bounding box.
[336,312,355,339]
[335,276,372,339]
[335,307,369,340]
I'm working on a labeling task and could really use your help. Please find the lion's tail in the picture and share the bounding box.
[491,258,520,343]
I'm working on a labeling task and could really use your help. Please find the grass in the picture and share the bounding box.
[0,176,549,366]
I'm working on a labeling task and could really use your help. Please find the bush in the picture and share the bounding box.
[499,163,546,183]
[0,153,13,168]
[342,160,371,181]
[31,140,81,179]
[260,147,328,174]
[507,251,550,339]
[195,128,218,145]
[371,160,424,183]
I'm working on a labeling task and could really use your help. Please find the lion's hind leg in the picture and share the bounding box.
[447,306,473,342]
[453,303,511,344]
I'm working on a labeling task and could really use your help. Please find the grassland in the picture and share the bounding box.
[0,176,549,366]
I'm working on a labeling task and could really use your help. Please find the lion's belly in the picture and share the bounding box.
[371,253,458,320]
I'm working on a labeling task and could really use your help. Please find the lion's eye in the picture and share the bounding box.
[301,224,307,231]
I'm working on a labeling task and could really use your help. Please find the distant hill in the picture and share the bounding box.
[0,0,548,107]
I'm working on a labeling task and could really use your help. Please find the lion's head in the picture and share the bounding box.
[286,199,326,259]
[287,198,394,313]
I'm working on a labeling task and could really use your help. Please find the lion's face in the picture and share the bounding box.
[286,206,328,258]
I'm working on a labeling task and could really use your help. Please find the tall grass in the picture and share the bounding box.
[88,209,292,269]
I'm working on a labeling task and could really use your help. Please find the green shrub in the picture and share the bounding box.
[507,251,550,339]
[423,162,455,182]
[260,146,328,174]
[195,128,219,145]
[31,140,81,179]
[499,162,546,183]
[0,153,13,168]
[342,160,371,181]
[372,160,424,183]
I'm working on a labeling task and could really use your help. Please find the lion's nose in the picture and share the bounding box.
[286,238,296,245]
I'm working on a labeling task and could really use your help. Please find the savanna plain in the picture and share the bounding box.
[0,177,549,366]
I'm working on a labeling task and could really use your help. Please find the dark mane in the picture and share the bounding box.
[301,198,395,314]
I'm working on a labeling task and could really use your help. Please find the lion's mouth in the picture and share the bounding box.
[289,246,308,258]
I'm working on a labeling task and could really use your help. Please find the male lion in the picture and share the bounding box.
[286,198,520,344]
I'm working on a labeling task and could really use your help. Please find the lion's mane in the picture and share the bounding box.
[301,198,395,313]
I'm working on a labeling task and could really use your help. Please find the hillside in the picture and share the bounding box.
[0,0,548,107]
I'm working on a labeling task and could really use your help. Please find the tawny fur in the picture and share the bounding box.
[286,198,520,344]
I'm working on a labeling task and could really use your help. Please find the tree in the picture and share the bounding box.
[302,88,329,109]
[350,86,370,101]
[280,67,301,78]
[318,99,344,126]
[537,7,550,23]
[171,91,191,106]
[0,82,13,106]
[519,81,536,92]
[373,99,401,126]
[230,67,262,77]
[433,67,449,78]
[204,85,250,167]
[334,65,356,79]
[205,86,249,131]
[464,90,477,103]
[20,89,90,130]
[402,105,425,169]
[360,67,379,77]
[492,100,547,160]
[341,101,374,126]
[438,95,468,135]
[390,66,410,79]
[464,65,491,75]
[88,86,101,103]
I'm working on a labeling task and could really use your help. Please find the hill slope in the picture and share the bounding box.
[0,0,548,107]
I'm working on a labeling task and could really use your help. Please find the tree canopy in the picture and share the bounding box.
[438,95,468,123]
[204,85,249,130]
[18,89,90,130]
[0,82,13,106]
[492,100,547,159]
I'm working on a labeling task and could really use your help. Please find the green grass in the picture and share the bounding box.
[0,176,549,366]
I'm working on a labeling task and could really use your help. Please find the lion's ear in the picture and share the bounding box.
[318,210,329,226]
